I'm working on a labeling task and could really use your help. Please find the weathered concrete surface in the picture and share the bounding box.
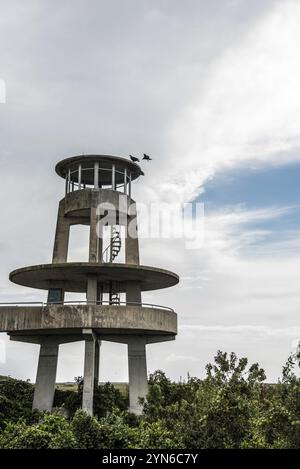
[125,211,140,265]
[86,275,98,302]
[0,304,177,335]
[82,329,96,415]
[89,206,101,262]
[94,340,101,386]
[126,281,142,303]
[9,263,179,292]
[0,306,42,332]
[127,337,148,415]
[64,188,134,219]
[32,340,59,412]
[52,199,70,263]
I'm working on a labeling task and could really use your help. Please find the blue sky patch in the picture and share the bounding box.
[199,162,300,210]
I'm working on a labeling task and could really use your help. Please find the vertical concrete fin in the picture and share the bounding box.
[52,200,70,263]
[127,337,148,415]
[32,341,59,412]
[82,329,96,416]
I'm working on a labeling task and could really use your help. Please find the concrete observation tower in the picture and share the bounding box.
[0,155,179,415]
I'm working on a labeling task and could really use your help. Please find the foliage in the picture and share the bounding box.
[53,380,128,418]
[0,377,34,428]
[0,413,77,449]
[93,382,128,418]
[71,409,138,449]
[0,350,299,449]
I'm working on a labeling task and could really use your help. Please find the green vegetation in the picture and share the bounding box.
[0,350,299,449]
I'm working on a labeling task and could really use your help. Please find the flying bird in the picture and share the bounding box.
[140,170,145,176]
[129,155,140,162]
[142,153,152,161]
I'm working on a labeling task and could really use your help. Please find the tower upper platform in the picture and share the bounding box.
[55,154,142,188]
[9,262,179,293]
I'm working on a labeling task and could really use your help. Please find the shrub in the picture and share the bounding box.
[0,413,77,449]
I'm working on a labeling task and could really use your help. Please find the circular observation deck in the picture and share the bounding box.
[0,303,177,337]
[9,263,179,293]
[56,154,143,196]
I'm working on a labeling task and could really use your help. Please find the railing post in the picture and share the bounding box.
[78,163,82,190]
[112,164,115,190]
[129,172,132,198]
[67,168,71,193]
[124,168,127,195]
[94,162,99,189]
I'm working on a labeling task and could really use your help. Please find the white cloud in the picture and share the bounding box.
[181,324,300,338]
[138,0,300,204]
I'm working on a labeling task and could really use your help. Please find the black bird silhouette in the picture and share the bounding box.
[142,153,152,161]
[129,155,140,162]
[140,170,145,176]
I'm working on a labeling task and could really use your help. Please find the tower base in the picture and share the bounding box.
[10,331,174,416]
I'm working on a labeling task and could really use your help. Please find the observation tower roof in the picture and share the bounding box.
[55,154,142,185]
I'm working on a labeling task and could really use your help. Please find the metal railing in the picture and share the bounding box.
[66,167,131,193]
[0,300,174,312]
[0,302,44,306]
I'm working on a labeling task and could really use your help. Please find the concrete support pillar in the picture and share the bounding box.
[94,340,101,387]
[94,162,99,189]
[97,283,103,304]
[87,275,97,303]
[32,341,59,412]
[124,168,127,194]
[82,329,96,416]
[97,221,103,263]
[89,207,100,262]
[78,163,82,189]
[67,168,71,193]
[52,200,70,263]
[112,164,116,190]
[127,337,148,415]
[128,172,132,199]
[126,281,141,304]
[65,176,68,196]
[125,212,140,265]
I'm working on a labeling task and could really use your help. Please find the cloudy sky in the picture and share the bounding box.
[1,0,300,383]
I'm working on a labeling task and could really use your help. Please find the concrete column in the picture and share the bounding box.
[125,213,140,265]
[78,163,82,189]
[94,340,101,387]
[89,207,98,262]
[67,167,71,193]
[32,341,59,412]
[97,282,103,304]
[97,221,103,263]
[128,172,132,199]
[94,162,99,189]
[112,164,115,190]
[82,329,96,416]
[127,337,148,415]
[126,281,141,304]
[87,275,97,303]
[124,168,127,194]
[52,200,70,263]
